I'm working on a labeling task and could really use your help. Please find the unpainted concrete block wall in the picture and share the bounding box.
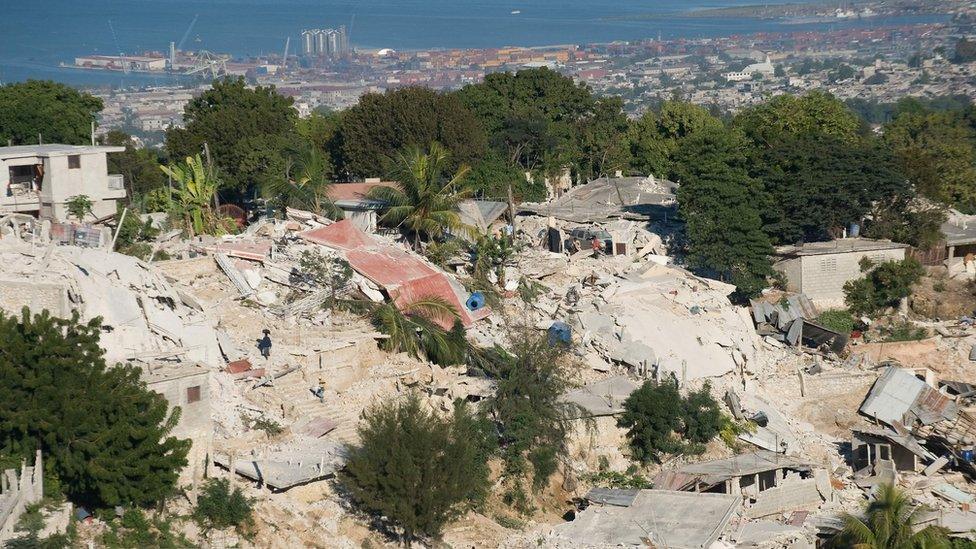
[745,478,822,519]
[799,248,905,307]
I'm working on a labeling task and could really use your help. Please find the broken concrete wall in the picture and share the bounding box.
[0,452,42,544]
[745,477,823,519]
[0,240,223,368]
[142,365,213,485]
[0,279,69,318]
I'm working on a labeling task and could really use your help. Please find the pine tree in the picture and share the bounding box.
[0,309,190,509]
[673,127,773,298]
[340,395,492,545]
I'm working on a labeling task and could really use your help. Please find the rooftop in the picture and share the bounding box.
[551,489,739,548]
[0,144,125,161]
[678,450,814,481]
[942,210,976,246]
[774,237,908,257]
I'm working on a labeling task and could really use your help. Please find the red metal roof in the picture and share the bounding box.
[301,220,374,251]
[299,219,489,327]
[327,181,398,202]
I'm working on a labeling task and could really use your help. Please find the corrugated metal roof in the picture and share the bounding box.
[300,219,489,328]
[859,366,957,427]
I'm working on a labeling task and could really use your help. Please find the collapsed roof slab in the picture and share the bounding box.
[675,451,814,487]
[550,489,739,548]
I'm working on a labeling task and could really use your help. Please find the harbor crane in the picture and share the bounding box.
[184,51,228,78]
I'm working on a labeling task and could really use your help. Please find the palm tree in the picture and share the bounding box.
[367,296,466,366]
[266,147,343,218]
[368,143,475,249]
[159,155,222,237]
[834,483,950,548]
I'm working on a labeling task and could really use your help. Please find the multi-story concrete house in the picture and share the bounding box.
[0,144,127,221]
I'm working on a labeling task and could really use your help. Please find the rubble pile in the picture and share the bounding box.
[8,185,976,548]
[0,237,222,367]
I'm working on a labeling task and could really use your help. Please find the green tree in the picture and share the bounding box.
[165,77,298,193]
[159,154,224,237]
[193,478,254,536]
[832,483,950,548]
[883,108,976,210]
[628,100,725,178]
[98,130,167,198]
[341,394,493,546]
[465,152,546,202]
[0,309,190,509]
[617,380,723,464]
[368,143,475,248]
[478,326,581,492]
[754,134,910,244]
[455,68,602,174]
[844,258,925,316]
[673,128,773,297]
[337,87,487,179]
[865,196,946,249]
[734,90,862,148]
[574,96,631,180]
[0,80,103,145]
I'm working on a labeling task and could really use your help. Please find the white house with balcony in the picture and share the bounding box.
[0,144,127,221]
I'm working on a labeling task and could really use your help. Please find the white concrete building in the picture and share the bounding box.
[724,54,776,82]
[772,238,909,307]
[0,144,127,221]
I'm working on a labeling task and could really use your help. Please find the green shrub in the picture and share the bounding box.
[581,469,653,490]
[844,258,924,316]
[881,321,928,342]
[101,508,193,548]
[816,309,855,334]
[617,380,723,464]
[193,478,254,536]
[341,395,493,545]
[478,326,582,491]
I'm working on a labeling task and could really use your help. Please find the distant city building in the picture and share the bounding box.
[724,54,776,82]
[300,26,350,59]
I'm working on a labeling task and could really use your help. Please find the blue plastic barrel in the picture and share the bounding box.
[962,449,974,463]
[548,321,572,346]
[466,292,486,311]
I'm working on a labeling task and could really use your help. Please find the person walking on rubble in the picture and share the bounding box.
[258,329,272,359]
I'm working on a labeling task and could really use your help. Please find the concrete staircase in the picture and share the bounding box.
[265,365,361,445]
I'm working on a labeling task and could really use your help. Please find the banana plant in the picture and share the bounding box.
[159,155,222,237]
